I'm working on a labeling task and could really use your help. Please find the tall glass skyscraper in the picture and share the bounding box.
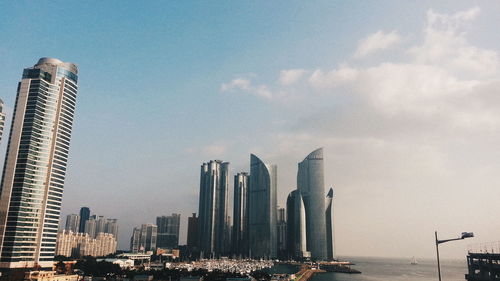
[297,148,327,260]
[0,58,78,268]
[248,154,277,259]
[232,172,249,256]
[79,207,90,233]
[198,160,229,258]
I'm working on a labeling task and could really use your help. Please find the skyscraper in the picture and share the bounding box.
[248,154,277,259]
[79,207,90,233]
[325,188,335,260]
[232,172,249,256]
[198,160,230,258]
[105,219,119,239]
[65,214,80,233]
[0,99,5,144]
[130,224,157,253]
[297,148,327,260]
[0,58,78,268]
[186,213,199,251]
[286,190,308,259]
[85,218,97,239]
[156,213,180,249]
[277,207,287,258]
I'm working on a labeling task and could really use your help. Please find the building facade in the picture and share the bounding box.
[55,231,117,257]
[78,207,90,233]
[232,172,249,257]
[156,213,180,249]
[65,214,80,233]
[248,154,277,259]
[297,148,327,260]
[198,160,230,258]
[0,58,79,268]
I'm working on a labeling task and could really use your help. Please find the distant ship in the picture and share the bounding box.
[411,256,418,265]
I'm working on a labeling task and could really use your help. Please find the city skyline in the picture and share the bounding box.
[1,1,499,259]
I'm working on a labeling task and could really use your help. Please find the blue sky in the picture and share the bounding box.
[1,1,500,258]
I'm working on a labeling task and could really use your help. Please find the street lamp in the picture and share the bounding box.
[435,231,474,281]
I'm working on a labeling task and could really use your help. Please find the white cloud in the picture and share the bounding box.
[221,78,274,99]
[354,30,401,58]
[220,78,251,92]
[279,69,306,85]
[308,66,358,89]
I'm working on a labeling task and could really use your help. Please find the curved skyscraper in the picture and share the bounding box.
[248,154,277,259]
[0,58,79,268]
[232,172,249,256]
[297,148,327,260]
[325,187,335,260]
[198,160,229,258]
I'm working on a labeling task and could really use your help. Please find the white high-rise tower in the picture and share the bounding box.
[0,58,79,269]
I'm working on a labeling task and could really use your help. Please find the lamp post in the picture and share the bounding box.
[435,231,474,281]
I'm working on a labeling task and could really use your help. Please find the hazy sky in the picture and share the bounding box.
[1,1,499,259]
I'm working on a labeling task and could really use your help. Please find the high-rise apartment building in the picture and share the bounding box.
[297,148,327,260]
[232,172,249,257]
[130,224,157,253]
[198,160,230,258]
[186,213,199,250]
[248,154,277,259]
[55,230,116,257]
[105,219,119,239]
[156,214,180,249]
[85,218,97,239]
[0,99,5,144]
[65,214,80,233]
[0,58,78,268]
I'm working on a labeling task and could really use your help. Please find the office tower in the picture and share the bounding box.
[105,219,119,239]
[55,231,116,257]
[198,160,230,258]
[325,188,334,260]
[130,224,157,253]
[297,148,327,260]
[186,213,199,250]
[0,58,78,268]
[232,172,249,256]
[286,190,308,259]
[248,154,277,259]
[156,213,180,249]
[65,214,80,233]
[0,99,5,143]
[85,218,97,239]
[277,207,287,258]
[79,207,90,233]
